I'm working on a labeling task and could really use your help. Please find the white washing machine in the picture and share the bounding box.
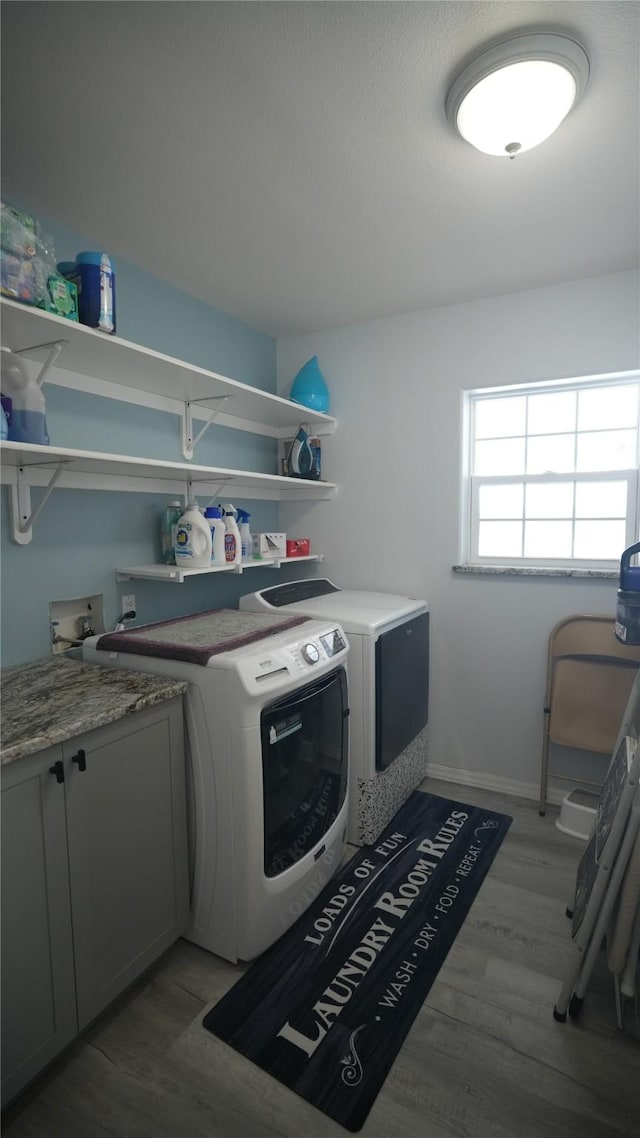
[82,609,349,963]
[240,579,429,846]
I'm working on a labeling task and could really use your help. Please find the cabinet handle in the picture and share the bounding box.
[49,760,65,784]
[71,749,87,772]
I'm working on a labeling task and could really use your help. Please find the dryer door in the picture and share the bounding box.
[260,667,348,877]
[375,612,429,771]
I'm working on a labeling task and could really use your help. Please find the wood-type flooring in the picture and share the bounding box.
[3,779,639,1138]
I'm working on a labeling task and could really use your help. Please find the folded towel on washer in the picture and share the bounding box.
[96,608,310,666]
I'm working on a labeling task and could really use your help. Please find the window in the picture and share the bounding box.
[463,373,640,568]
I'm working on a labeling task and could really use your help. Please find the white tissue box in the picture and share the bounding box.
[252,532,287,559]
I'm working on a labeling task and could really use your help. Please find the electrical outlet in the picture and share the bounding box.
[121,594,136,616]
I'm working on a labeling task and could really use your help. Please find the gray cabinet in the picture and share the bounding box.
[1,697,189,1106]
[0,743,77,1105]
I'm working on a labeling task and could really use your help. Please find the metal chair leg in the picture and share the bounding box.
[614,973,623,1030]
[555,805,640,1021]
[539,709,551,815]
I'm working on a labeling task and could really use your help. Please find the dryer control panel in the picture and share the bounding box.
[319,627,347,656]
[233,623,349,696]
[291,627,347,668]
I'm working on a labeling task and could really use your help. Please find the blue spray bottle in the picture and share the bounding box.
[236,509,253,560]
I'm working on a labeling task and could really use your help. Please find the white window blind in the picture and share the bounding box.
[463,373,640,567]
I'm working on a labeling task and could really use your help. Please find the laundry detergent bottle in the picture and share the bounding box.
[237,509,252,560]
[173,499,212,568]
[204,506,226,566]
[0,347,50,445]
[160,499,184,565]
[222,503,242,566]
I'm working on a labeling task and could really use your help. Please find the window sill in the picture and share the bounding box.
[452,564,618,580]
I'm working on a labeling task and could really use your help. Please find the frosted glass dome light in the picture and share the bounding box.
[446,33,590,158]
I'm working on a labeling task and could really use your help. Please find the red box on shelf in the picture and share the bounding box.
[286,538,310,558]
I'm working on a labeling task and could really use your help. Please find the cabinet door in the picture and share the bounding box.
[1,746,77,1107]
[64,698,189,1029]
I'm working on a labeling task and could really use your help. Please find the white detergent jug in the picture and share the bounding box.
[174,499,212,568]
[0,347,50,445]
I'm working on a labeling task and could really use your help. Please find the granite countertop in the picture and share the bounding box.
[452,564,617,578]
[1,655,188,765]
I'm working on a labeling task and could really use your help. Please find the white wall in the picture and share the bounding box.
[277,271,640,798]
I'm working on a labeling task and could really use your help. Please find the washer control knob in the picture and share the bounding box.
[301,642,320,664]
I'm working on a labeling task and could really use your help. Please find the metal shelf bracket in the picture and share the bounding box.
[182,396,231,460]
[11,461,69,544]
[13,339,67,388]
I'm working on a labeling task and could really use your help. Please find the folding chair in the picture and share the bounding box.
[539,615,640,815]
[554,734,640,1022]
[606,829,640,1029]
[610,668,640,762]
[605,671,640,1028]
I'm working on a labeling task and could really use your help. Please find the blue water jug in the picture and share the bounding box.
[615,540,640,645]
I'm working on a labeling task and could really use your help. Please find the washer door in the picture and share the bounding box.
[260,667,348,877]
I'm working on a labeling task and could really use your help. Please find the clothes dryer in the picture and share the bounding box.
[82,609,349,962]
[240,579,429,845]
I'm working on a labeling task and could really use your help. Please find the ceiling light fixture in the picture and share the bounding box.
[445,32,590,158]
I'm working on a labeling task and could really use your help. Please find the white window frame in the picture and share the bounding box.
[461,371,640,569]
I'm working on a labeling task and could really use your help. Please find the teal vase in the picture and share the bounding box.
[289,356,330,413]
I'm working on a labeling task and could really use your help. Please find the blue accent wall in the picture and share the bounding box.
[1,212,282,667]
[47,215,276,388]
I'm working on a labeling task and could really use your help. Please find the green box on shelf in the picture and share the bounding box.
[42,274,78,321]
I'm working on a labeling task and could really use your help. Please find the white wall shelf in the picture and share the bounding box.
[116,554,323,583]
[0,441,336,544]
[1,300,335,571]
[0,298,336,444]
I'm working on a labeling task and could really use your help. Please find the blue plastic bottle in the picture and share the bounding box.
[236,509,253,559]
[73,251,116,334]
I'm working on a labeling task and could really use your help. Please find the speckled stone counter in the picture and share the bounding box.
[452,564,617,578]
[1,656,187,765]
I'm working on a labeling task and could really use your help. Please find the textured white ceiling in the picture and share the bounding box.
[1,1,638,337]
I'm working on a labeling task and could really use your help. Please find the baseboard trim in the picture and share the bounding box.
[424,763,566,807]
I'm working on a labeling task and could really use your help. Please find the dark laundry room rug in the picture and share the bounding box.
[203,790,512,1131]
